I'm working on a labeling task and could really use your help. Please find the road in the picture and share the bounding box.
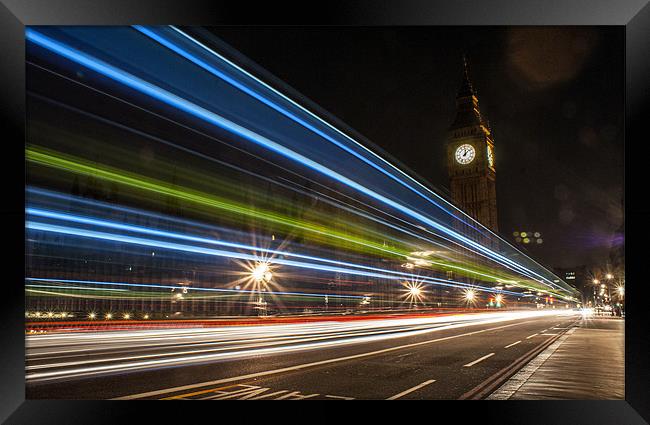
[26,310,580,400]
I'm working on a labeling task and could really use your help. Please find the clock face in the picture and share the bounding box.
[487,145,495,168]
[455,144,476,165]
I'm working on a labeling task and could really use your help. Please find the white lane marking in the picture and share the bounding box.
[326,394,355,400]
[504,340,521,349]
[201,385,267,400]
[540,333,558,336]
[275,391,320,400]
[386,379,436,400]
[526,333,539,339]
[463,352,495,367]
[247,390,290,400]
[114,320,531,400]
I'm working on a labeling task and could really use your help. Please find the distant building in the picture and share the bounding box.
[554,265,588,302]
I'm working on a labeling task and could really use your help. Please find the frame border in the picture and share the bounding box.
[1,1,648,423]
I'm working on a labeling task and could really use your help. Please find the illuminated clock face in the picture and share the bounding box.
[487,145,495,168]
[455,144,475,164]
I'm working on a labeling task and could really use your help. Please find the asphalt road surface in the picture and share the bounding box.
[26,310,580,400]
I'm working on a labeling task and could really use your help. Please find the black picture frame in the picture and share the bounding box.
[1,1,648,423]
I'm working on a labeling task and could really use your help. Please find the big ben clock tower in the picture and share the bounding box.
[447,57,498,232]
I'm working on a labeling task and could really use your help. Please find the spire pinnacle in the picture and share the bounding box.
[457,54,475,98]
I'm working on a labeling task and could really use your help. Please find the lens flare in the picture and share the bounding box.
[463,289,477,304]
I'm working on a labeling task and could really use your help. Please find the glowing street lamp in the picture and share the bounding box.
[464,289,476,303]
[403,281,425,306]
[252,262,273,283]
[409,286,421,297]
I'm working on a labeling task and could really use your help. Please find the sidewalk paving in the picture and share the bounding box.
[488,317,624,400]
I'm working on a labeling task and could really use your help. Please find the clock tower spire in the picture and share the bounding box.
[447,56,498,232]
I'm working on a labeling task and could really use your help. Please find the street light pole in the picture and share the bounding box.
[606,273,613,307]
[592,278,600,313]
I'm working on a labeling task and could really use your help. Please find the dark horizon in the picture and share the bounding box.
[208,26,624,271]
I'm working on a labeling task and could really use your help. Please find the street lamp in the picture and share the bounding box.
[252,262,273,284]
[409,286,421,297]
[464,289,476,302]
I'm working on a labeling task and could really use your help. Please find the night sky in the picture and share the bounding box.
[208,26,624,270]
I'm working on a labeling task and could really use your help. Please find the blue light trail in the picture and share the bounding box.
[26,28,562,289]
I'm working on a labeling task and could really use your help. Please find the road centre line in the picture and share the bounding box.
[386,379,436,400]
[526,333,538,339]
[463,353,495,367]
[504,340,521,349]
[114,319,539,400]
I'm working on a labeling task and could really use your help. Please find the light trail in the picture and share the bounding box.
[146,26,575,294]
[27,148,409,259]
[135,26,486,234]
[25,28,573,294]
[26,278,365,300]
[26,310,576,383]
[29,167,540,293]
[25,219,525,296]
[27,187,557,297]
[26,86,479,270]
[27,207,537,295]
[25,26,580,328]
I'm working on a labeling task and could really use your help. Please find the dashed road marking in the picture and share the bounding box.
[526,333,538,339]
[463,353,495,367]
[386,379,436,400]
[504,340,521,349]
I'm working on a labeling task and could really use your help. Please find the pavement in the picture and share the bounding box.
[487,317,624,400]
[26,310,585,400]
